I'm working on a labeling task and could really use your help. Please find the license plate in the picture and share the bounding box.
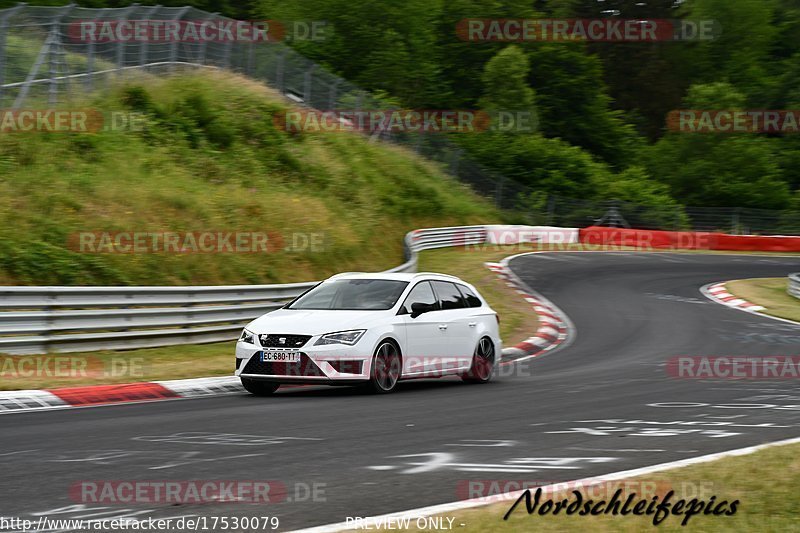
[261,351,300,363]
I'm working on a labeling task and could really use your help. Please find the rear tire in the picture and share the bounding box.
[241,378,280,396]
[462,337,495,383]
[368,340,402,394]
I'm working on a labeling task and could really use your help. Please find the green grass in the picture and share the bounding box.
[0,70,501,286]
[423,441,800,532]
[726,278,800,323]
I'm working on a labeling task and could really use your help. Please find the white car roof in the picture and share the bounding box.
[326,272,465,283]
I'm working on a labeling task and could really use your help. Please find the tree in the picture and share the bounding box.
[646,83,790,209]
[681,0,778,104]
[479,46,535,112]
[526,43,641,168]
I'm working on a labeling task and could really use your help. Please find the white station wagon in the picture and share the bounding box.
[235,272,502,394]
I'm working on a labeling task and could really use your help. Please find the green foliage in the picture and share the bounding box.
[646,82,790,209]
[0,72,498,285]
[185,0,800,221]
[479,46,535,112]
[7,0,800,218]
[683,0,778,103]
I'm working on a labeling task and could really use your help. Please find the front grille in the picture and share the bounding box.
[258,334,311,348]
[242,353,326,377]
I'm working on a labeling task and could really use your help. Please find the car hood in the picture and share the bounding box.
[246,309,390,336]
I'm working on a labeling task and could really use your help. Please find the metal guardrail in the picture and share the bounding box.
[788,273,800,300]
[0,226,487,355]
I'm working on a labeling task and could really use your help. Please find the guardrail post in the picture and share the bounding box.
[788,274,800,300]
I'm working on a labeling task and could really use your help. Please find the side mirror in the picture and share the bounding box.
[410,302,431,319]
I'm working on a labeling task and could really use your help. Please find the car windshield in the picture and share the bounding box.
[287,279,409,310]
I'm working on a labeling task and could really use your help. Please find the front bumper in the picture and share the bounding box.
[235,340,372,382]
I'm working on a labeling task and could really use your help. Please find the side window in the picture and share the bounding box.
[457,284,482,308]
[432,281,466,310]
[399,281,438,315]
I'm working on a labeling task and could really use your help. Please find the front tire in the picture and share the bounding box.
[462,337,495,383]
[368,340,402,393]
[241,378,280,396]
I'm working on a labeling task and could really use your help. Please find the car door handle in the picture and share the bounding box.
[438,324,448,330]
[468,322,477,328]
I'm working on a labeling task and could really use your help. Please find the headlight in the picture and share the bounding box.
[239,329,255,344]
[314,329,366,346]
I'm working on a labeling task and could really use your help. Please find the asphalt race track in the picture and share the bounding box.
[3,252,800,532]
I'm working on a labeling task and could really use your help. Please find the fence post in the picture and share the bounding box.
[169,6,190,73]
[275,48,286,93]
[328,78,340,109]
[732,208,741,235]
[139,5,161,67]
[0,4,26,106]
[0,13,7,106]
[197,11,217,65]
[303,63,316,104]
[546,195,556,226]
[355,90,363,113]
[117,4,139,74]
[222,29,232,70]
[48,4,75,106]
[449,147,461,177]
[13,33,54,108]
[85,24,94,91]
[495,175,505,209]
[246,41,255,74]
[47,26,58,105]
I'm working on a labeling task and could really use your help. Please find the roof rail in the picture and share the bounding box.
[413,272,461,280]
[328,272,367,279]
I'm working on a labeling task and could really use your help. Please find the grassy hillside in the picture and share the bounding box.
[0,71,500,285]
